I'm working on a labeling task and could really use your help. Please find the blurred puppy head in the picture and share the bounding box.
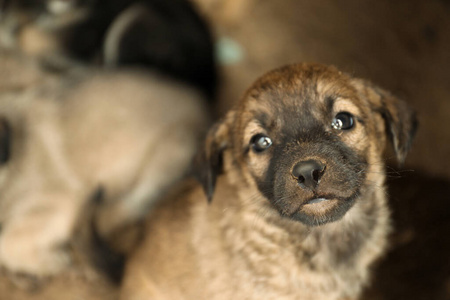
[199,63,417,226]
[0,0,217,96]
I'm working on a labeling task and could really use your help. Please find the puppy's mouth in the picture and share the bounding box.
[301,197,339,215]
[306,197,329,204]
[286,193,358,226]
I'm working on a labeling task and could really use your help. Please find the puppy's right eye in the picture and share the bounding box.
[0,118,11,164]
[250,134,272,153]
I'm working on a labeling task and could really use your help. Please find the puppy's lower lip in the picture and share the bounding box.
[306,197,329,204]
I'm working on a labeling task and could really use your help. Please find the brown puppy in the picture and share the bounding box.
[120,63,417,300]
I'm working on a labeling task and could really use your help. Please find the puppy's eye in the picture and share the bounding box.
[0,118,11,164]
[250,134,272,153]
[331,112,354,130]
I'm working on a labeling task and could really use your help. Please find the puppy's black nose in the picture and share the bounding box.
[292,160,326,190]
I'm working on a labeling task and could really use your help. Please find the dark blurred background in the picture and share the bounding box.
[192,0,450,298]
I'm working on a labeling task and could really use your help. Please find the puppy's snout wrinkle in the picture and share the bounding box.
[292,160,325,190]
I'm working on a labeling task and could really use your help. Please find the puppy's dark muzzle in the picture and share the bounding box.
[292,159,326,191]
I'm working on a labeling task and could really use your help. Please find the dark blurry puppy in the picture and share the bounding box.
[0,0,216,96]
[120,63,417,300]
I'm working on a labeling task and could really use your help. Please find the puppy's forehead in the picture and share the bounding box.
[241,64,359,119]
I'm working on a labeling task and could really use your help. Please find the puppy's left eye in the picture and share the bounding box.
[250,134,272,153]
[331,112,354,130]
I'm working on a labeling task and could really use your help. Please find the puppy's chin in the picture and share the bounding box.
[287,196,357,226]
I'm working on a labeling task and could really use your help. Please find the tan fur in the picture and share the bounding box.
[0,52,209,277]
[120,63,416,300]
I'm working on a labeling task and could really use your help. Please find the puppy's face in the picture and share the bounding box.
[199,63,417,226]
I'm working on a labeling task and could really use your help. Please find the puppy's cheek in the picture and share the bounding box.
[247,154,271,178]
[338,127,369,154]
[247,154,273,198]
[364,142,387,187]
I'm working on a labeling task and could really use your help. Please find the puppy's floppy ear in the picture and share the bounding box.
[352,79,418,164]
[195,111,235,202]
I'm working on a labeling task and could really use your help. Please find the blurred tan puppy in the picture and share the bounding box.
[120,63,417,300]
[0,51,208,277]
